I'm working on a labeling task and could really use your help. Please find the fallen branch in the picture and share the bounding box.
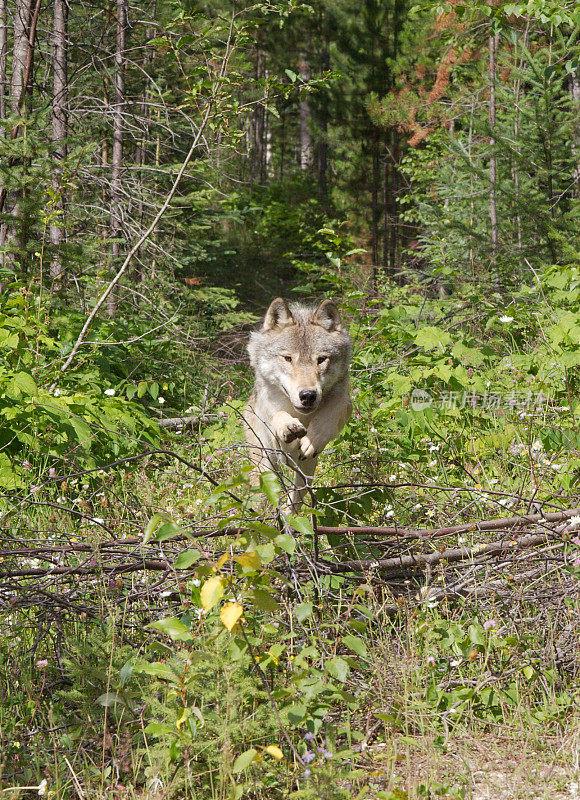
[157,414,216,430]
[316,507,580,540]
[315,531,557,574]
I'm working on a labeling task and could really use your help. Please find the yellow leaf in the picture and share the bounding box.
[264,745,284,761]
[215,552,230,570]
[176,708,190,730]
[235,551,262,570]
[220,602,243,632]
[200,576,225,611]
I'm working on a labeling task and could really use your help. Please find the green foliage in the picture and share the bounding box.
[0,284,160,490]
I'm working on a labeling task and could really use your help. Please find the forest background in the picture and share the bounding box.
[0,0,579,797]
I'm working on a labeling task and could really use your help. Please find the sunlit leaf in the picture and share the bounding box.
[200,576,225,611]
[220,601,243,632]
[264,745,284,760]
[233,748,257,773]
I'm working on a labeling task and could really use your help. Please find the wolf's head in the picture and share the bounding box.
[247,298,352,413]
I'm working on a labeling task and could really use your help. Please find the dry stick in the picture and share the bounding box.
[55,100,214,381]
[3,519,572,581]
[317,531,557,574]
[316,507,580,539]
[1,531,562,581]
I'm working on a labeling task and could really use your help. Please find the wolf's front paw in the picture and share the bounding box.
[278,418,307,444]
[298,435,318,460]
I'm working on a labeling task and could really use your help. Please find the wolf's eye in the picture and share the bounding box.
[283,355,292,363]
[317,355,329,365]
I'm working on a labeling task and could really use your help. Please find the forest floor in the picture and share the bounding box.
[365,732,579,799]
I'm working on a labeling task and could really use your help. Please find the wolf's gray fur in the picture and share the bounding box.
[243,297,352,510]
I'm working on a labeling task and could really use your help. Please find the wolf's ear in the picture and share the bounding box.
[263,297,294,331]
[313,299,342,331]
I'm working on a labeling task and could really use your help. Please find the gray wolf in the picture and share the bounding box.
[243,297,352,510]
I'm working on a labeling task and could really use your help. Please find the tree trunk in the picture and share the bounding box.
[571,73,580,198]
[108,0,127,317]
[49,0,68,289]
[298,54,313,170]
[317,22,330,201]
[0,0,6,126]
[251,34,265,183]
[488,29,500,288]
[371,126,380,287]
[0,0,36,270]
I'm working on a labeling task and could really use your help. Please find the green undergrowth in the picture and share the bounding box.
[1,259,580,798]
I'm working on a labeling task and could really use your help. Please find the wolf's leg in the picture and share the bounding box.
[287,457,317,512]
[298,390,352,460]
[271,411,307,445]
[247,446,277,487]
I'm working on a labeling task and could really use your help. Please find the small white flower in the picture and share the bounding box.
[160,590,172,598]
[568,516,580,527]
[458,536,467,544]
[450,659,462,667]
[388,475,397,482]
[499,315,514,323]
[190,578,201,587]
[53,387,62,397]
[385,509,394,518]
[429,444,440,452]
[426,509,436,518]
[532,439,543,451]
[158,397,165,405]
[38,780,48,797]
[104,388,116,396]
[429,459,437,467]
[413,504,421,511]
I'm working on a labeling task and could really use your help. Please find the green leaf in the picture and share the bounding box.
[468,625,485,646]
[232,748,258,773]
[286,703,307,724]
[342,634,368,658]
[255,542,276,563]
[143,513,166,544]
[119,661,133,687]
[287,515,314,536]
[11,371,38,396]
[96,692,124,708]
[326,656,349,682]
[144,722,175,737]
[414,326,451,352]
[0,328,19,348]
[174,549,202,569]
[154,521,182,542]
[133,661,179,683]
[295,602,313,622]
[252,589,279,612]
[274,532,296,554]
[148,617,193,642]
[259,471,281,507]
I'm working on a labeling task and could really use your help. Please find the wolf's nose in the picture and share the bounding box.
[299,390,317,408]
